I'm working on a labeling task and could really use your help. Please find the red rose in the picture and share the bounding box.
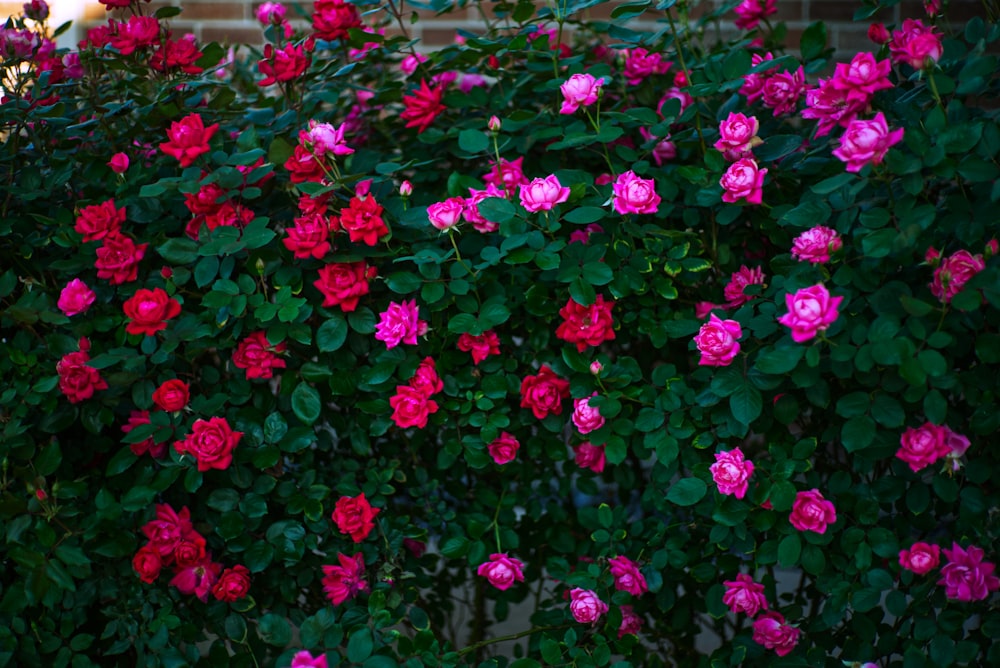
[284,144,326,184]
[94,233,147,285]
[123,410,167,458]
[133,545,163,584]
[151,36,204,75]
[331,493,381,542]
[401,79,445,134]
[174,417,242,472]
[141,504,194,558]
[159,113,219,168]
[123,287,182,336]
[519,364,570,419]
[389,385,438,429]
[284,212,333,260]
[408,357,443,398]
[555,295,615,352]
[258,41,310,87]
[457,330,500,365]
[312,0,361,41]
[173,533,207,568]
[488,432,520,465]
[153,379,190,412]
[211,565,252,602]
[313,261,376,311]
[232,331,287,379]
[57,350,108,404]
[338,195,388,246]
[75,199,125,242]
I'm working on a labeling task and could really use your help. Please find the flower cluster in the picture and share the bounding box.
[390,357,442,428]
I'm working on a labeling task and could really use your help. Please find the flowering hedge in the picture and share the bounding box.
[2,0,1000,665]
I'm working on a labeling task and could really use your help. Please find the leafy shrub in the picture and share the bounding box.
[2,0,999,666]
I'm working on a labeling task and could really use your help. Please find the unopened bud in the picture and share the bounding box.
[590,361,603,375]
[160,266,173,279]
[488,115,501,133]
[35,488,47,501]
[399,180,413,197]
[986,239,998,258]
[924,246,941,265]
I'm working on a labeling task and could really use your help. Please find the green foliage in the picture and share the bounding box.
[1,0,999,667]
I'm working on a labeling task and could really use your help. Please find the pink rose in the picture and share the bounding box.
[695,301,725,320]
[622,48,670,85]
[802,78,865,138]
[375,300,427,349]
[868,23,891,45]
[399,180,413,197]
[560,73,603,114]
[256,1,286,25]
[618,604,643,638]
[322,552,368,605]
[571,393,605,435]
[519,175,570,213]
[896,422,950,472]
[890,19,943,69]
[832,112,904,173]
[477,553,525,591]
[427,197,466,230]
[720,158,767,205]
[609,556,648,596]
[170,557,222,602]
[488,432,520,465]
[752,612,800,656]
[789,489,836,534]
[57,278,96,316]
[389,385,438,429]
[693,314,742,366]
[938,544,1000,602]
[899,542,941,575]
[612,170,660,215]
[791,226,842,264]
[943,426,971,471]
[399,52,428,76]
[573,442,606,473]
[639,127,676,166]
[723,265,765,307]
[831,52,894,97]
[483,157,529,190]
[761,67,805,116]
[463,184,505,233]
[569,588,608,624]
[108,152,129,174]
[291,651,328,668]
[714,112,762,161]
[710,447,754,499]
[457,330,501,364]
[723,573,768,616]
[733,0,776,30]
[408,356,443,398]
[777,283,843,342]
[930,249,985,304]
[304,120,352,157]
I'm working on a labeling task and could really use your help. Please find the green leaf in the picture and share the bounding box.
[754,346,804,374]
[477,197,517,224]
[800,21,828,61]
[810,173,856,195]
[730,383,762,426]
[610,0,650,19]
[158,238,199,265]
[666,478,707,506]
[347,628,374,663]
[756,135,803,163]
[780,198,830,227]
[225,615,247,642]
[769,480,797,511]
[841,415,876,452]
[458,128,489,154]
[564,207,607,224]
[581,262,613,285]
[258,613,292,647]
[291,383,322,426]
[316,316,348,352]
[778,533,801,567]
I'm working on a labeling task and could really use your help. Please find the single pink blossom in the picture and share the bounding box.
[723,573,768,616]
[694,314,742,367]
[791,226,842,264]
[519,175,570,213]
[720,158,767,205]
[609,556,648,596]
[723,265,765,307]
[714,112,763,161]
[477,553,525,590]
[938,543,1000,602]
[571,393,605,435]
[612,170,660,215]
[375,300,427,349]
[832,112,904,173]
[57,278,96,317]
[752,611,800,656]
[710,448,754,499]
[899,542,941,575]
[560,73,603,114]
[569,588,608,624]
[427,197,466,230]
[777,283,843,342]
[789,489,837,534]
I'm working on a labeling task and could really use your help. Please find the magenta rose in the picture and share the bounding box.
[789,489,837,534]
[321,552,368,605]
[832,112,904,173]
[609,556,648,596]
[761,67,806,116]
[560,72,602,114]
[693,314,742,366]
[714,112,762,161]
[899,542,941,575]
[618,604,643,638]
[709,447,754,499]
[752,612,800,656]
[375,300,427,349]
[733,0,776,30]
[896,422,950,472]
[389,385,438,429]
[477,553,525,591]
[427,197,466,231]
[519,175,570,213]
[930,249,985,304]
[519,365,570,419]
[487,432,520,465]
[571,393,605,435]
[723,573,768,616]
[57,278,96,317]
[938,543,1000,602]
[723,265,765,307]
[612,170,660,215]
[108,152,130,174]
[569,588,608,624]
[720,158,767,204]
[777,283,843,342]
[791,225,842,264]
[573,441,606,473]
[622,47,670,85]
[890,18,943,69]
[284,213,332,260]
[832,52,893,97]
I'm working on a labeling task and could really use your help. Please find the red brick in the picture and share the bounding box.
[174,3,248,21]
[809,1,859,23]
[201,26,263,45]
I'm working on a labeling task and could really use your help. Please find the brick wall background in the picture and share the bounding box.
[3,0,989,55]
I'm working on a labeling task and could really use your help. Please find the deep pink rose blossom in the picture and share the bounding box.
[573,442,606,473]
[714,112,762,161]
[612,170,660,215]
[777,283,843,342]
[618,604,643,638]
[569,588,608,624]
[560,73,603,114]
[896,422,950,472]
[720,158,766,205]
[477,553,525,590]
[723,573,768,616]
[710,448,754,499]
[375,300,427,348]
[427,197,466,230]
[519,175,570,212]
[752,612,801,656]
[108,152,129,174]
[930,249,985,304]
[57,278,96,316]
[290,650,328,668]
[832,112,904,173]
[733,0,776,30]
[609,556,648,596]
[487,432,520,465]
[791,226,842,264]
[789,489,837,534]
[890,19,943,70]
[723,265,765,307]
[693,314,742,366]
[899,542,941,575]
[938,543,1000,602]
[322,552,368,605]
[571,393,605,435]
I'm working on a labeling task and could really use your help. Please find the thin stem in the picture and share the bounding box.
[447,230,477,278]
[455,624,571,657]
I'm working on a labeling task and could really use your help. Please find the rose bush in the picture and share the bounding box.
[1,0,1000,666]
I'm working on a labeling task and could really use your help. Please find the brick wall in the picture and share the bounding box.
[7,0,990,54]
